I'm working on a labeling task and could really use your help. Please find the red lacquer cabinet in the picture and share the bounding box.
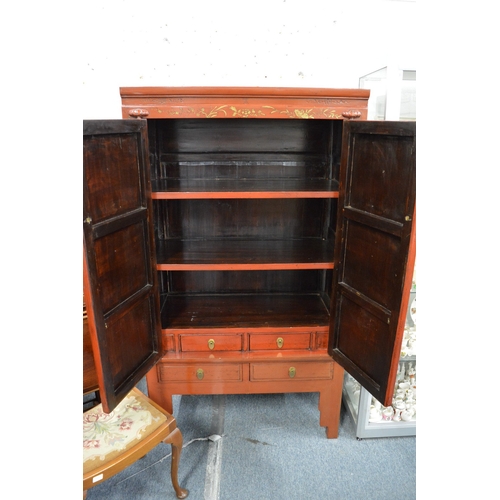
[83,87,415,438]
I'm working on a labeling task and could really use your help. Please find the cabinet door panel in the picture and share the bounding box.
[83,120,162,413]
[329,121,415,406]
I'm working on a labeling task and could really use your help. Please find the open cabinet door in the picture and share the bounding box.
[328,121,416,406]
[83,120,162,413]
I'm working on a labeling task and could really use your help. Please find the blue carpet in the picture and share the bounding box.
[86,384,415,500]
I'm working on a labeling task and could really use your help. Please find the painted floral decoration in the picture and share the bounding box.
[83,393,160,463]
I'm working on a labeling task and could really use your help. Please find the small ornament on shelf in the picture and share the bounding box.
[401,326,417,357]
[382,406,394,421]
[408,363,416,383]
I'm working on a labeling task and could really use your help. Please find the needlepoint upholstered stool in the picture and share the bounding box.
[83,387,188,499]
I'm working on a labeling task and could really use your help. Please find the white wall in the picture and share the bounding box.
[82,0,416,118]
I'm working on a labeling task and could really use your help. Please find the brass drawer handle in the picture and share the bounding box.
[208,339,215,350]
[288,367,296,378]
[276,337,284,349]
[196,368,204,380]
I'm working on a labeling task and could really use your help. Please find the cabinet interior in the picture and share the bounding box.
[147,118,343,331]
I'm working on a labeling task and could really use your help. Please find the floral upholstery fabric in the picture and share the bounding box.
[83,389,167,474]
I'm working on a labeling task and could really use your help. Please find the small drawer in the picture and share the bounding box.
[250,361,333,381]
[249,333,311,351]
[158,362,243,383]
[179,334,243,352]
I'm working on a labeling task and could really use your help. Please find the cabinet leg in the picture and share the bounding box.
[146,371,174,413]
[318,363,345,439]
[165,427,189,499]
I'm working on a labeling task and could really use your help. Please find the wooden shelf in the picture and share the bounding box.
[160,293,331,330]
[151,179,338,199]
[155,238,334,270]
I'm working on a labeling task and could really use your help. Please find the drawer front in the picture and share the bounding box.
[158,362,243,383]
[249,333,311,351]
[179,334,243,352]
[250,361,333,381]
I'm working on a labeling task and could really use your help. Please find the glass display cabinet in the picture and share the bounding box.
[342,69,417,439]
[359,66,416,121]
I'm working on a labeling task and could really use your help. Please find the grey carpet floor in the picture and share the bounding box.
[85,381,416,500]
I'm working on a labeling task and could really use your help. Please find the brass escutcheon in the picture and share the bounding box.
[208,339,215,350]
[288,366,296,378]
[276,337,284,349]
[196,368,204,380]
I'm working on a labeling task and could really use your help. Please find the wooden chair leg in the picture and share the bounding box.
[164,427,189,499]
